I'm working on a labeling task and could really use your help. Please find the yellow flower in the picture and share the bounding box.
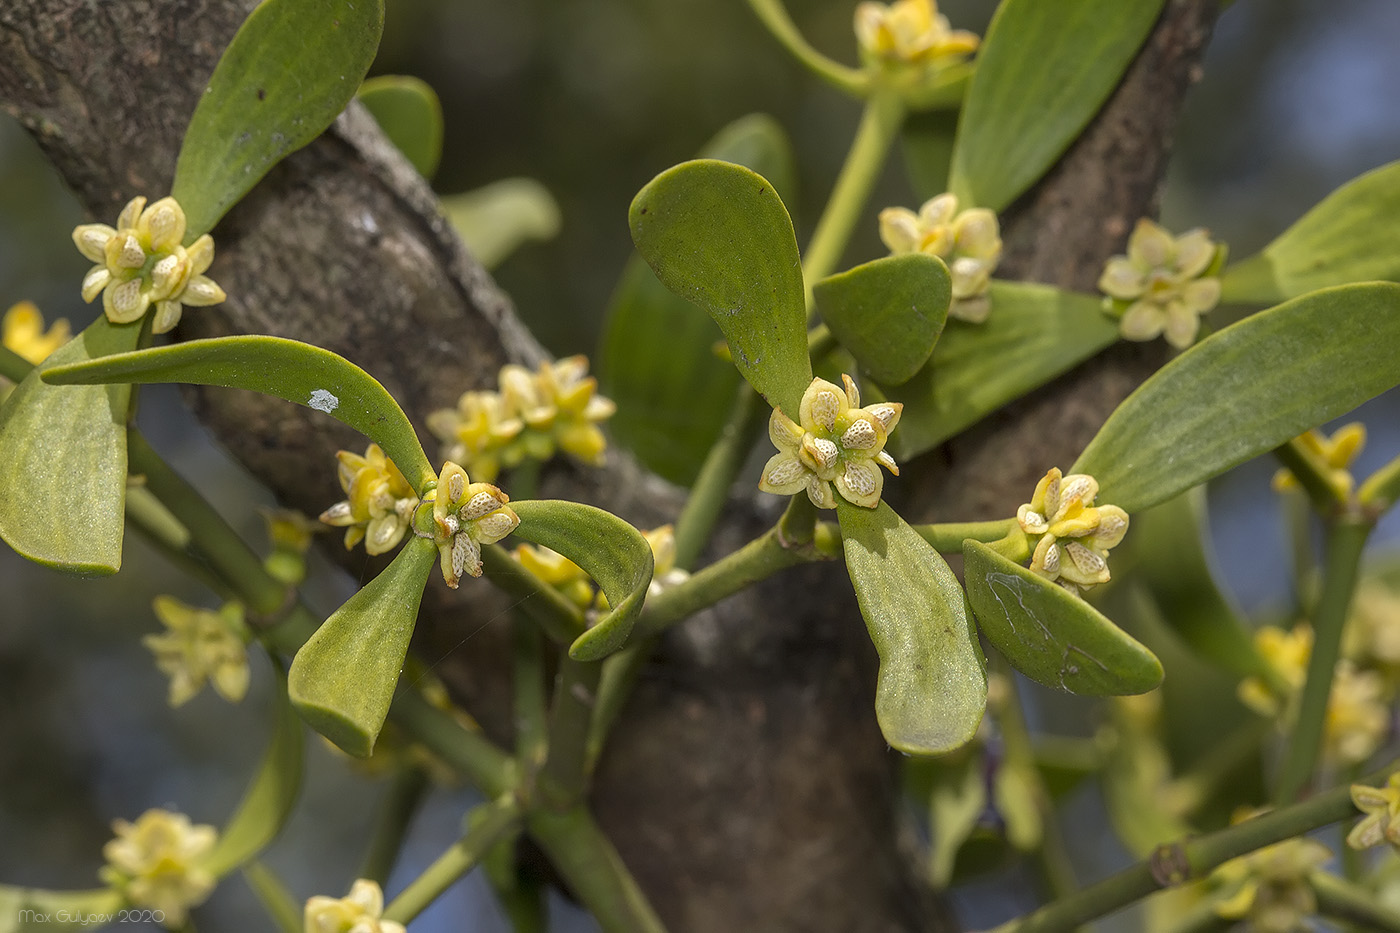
[1209,828,1330,933]
[1324,661,1388,766]
[642,524,689,595]
[1015,468,1128,595]
[879,193,1002,323]
[1347,772,1400,851]
[514,543,596,609]
[1238,624,1313,717]
[2,301,70,365]
[430,461,520,587]
[304,879,405,933]
[319,444,419,555]
[100,809,218,927]
[1345,580,1400,672]
[854,0,979,67]
[1271,423,1365,500]
[72,196,225,334]
[143,597,250,707]
[1099,218,1223,349]
[758,375,902,509]
[426,389,523,483]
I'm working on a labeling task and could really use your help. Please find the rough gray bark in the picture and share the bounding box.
[0,0,1215,930]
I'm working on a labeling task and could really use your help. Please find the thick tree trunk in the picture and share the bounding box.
[0,1,1215,929]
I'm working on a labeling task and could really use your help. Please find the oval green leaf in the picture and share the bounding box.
[962,539,1163,696]
[42,335,434,490]
[1221,161,1400,305]
[599,114,796,485]
[441,179,562,271]
[0,318,141,574]
[837,500,986,756]
[288,536,436,756]
[948,0,1165,212]
[815,253,950,385]
[171,0,386,238]
[629,159,811,418]
[204,672,305,876]
[0,888,125,932]
[876,281,1118,460]
[1072,282,1400,514]
[358,75,444,179]
[509,500,655,662]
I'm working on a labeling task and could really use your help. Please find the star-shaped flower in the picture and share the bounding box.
[143,597,250,707]
[854,0,979,67]
[759,375,902,509]
[72,196,226,334]
[430,461,520,588]
[1271,423,1366,500]
[319,444,419,555]
[1210,830,1330,933]
[1015,468,1128,594]
[304,879,405,933]
[1098,218,1223,349]
[100,809,217,927]
[1347,771,1400,851]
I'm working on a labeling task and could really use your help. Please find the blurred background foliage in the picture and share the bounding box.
[1,0,1398,929]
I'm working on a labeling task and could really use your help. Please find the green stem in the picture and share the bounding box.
[387,688,515,799]
[673,381,766,570]
[801,90,905,311]
[1273,439,1346,512]
[527,806,667,933]
[1313,870,1400,931]
[1274,515,1374,804]
[585,641,652,772]
[1283,490,1318,614]
[383,796,522,923]
[635,527,833,639]
[512,617,551,769]
[124,490,236,601]
[915,519,1020,554]
[987,759,1398,933]
[242,861,301,933]
[538,657,603,807]
[360,765,430,887]
[484,831,548,933]
[743,0,870,97]
[127,429,287,617]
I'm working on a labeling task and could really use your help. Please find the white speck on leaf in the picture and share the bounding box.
[309,389,339,413]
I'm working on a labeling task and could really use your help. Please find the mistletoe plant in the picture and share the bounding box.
[4,0,1400,931]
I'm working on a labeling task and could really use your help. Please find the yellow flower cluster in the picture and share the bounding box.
[1098,218,1223,349]
[319,443,420,555]
[100,809,217,926]
[2,301,70,366]
[513,524,686,610]
[1348,772,1400,851]
[854,0,978,68]
[427,356,616,482]
[72,196,226,334]
[1015,469,1128,595]
[1271,423,1366,500]
[1209,824,1330,933]
[759,375,903,510]
[878,193,1002,323]
[305,879,405,933]
[144,597,250,707]
[1239,622,1391,767]
[429,461,520,588]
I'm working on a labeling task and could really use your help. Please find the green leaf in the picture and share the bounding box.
[838,501,986,755]
[42,335,435,490]
[0,318,141,574]
[441,179,562,270]
[877,281,1118,460]
[1073,282,1400,514]
[963,539,1162,695]
[204,673,305,876]
[1127,490,1267,681]
[947,0,1165,212]
[629,159,811,418]
[815,254,950,385]
[288,536,436,757]
[1221,161,1400,305]
[509,500,655,662]
[599,114,795,486]
[358,75,444,179]
[171,0,386,237]
[0,888,124,932]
